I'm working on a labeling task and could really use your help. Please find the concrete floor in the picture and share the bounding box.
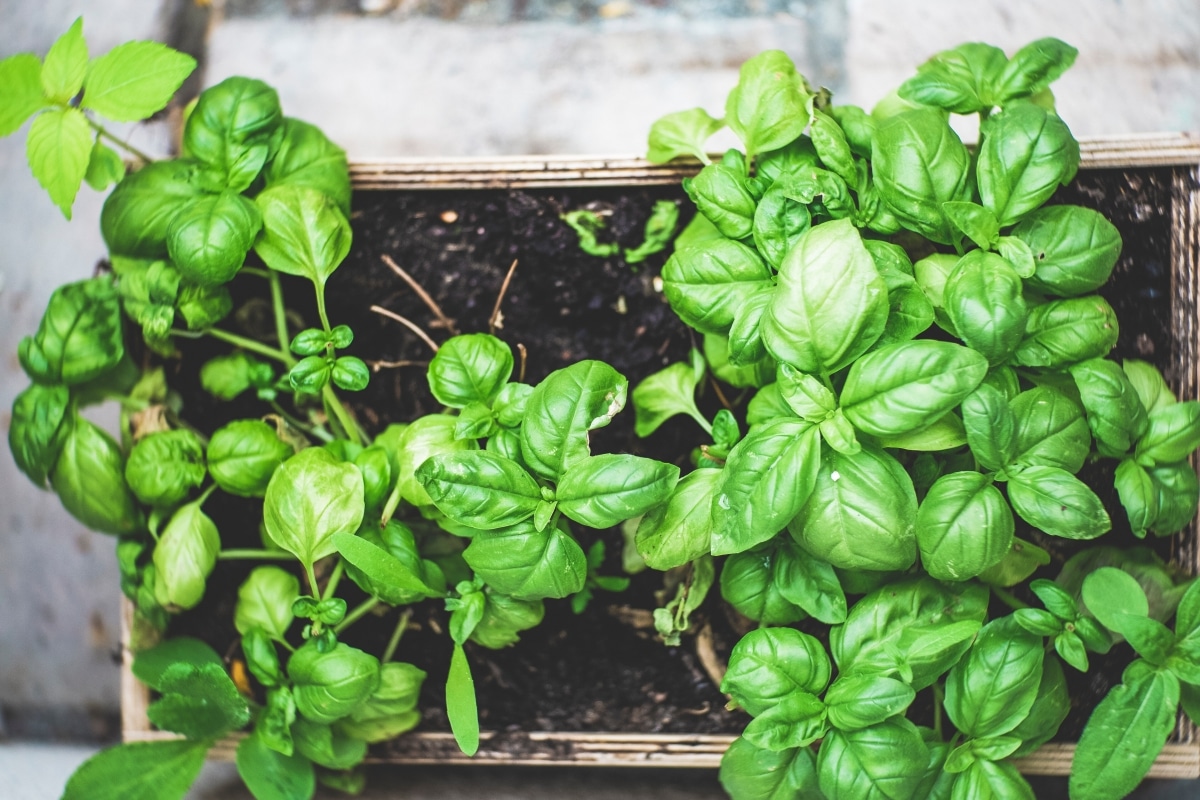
[1,0,1198,797]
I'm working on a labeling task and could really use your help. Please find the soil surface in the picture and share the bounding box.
[170,167,1188,757]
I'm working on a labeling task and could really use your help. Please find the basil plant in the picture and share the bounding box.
[643,38,1200,800]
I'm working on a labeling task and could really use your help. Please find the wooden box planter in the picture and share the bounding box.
[123,134,1200,779]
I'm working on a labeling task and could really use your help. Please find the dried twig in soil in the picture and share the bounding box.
[489,259,519,334]
[370,305,440,354]
[381,254,458,334]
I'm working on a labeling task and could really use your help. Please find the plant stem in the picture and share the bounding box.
[322,559,345,601]
[305,563,320,599]
[269,401,333,443]
[992,586,1030,611]
[690,410,715,437]
[334,597,381,634]
[322,383,367,446]
[219,549,291,561]
[269,272,298,368]
[382,610,413,663]
[192,327,292,365]
[932,682,945,739]
[86,118,155,164]
[315,284,333,334]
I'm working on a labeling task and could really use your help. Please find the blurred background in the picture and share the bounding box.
[1,0,1197,796]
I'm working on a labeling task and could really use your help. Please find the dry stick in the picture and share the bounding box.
[380,254,458,334]
[366,359,427,373]
[708,376,734,411]
[516,343,528,384]
[489,259,520,335]
[370,305,440,353]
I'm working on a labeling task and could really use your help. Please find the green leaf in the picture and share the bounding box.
[1082,566,1151,634]
[712,419,821,555]
[462,522,587,600]
[1007,465,1110,539]
[720,547,805,625]
[996,38,1078,101]
[0,53,47,137]
[26,107,92,218]
[51,416,142,536]
[977,102,1079,227]
[753,180,812,269]
[417,451,542,530]
[772,541,847,625]
[1014,204,1122,297]
[519,360,627,480]
[84,139,125,190]
[944,616,1044,738]
[825,674,916,732]
[101,159,206,258]
[82,40,195,122]
[961,385,1017,473]
[721,627,831,717]
[724,50,812,158]
[263,447,365,570]
[147,661,251,739]
[871,109,972,244]
[262,117,351,215]
[471,592,545,649]
[977,537,1050,588]
[20,278,124,385]
[427,333,513,409]
[167,191,263,287]
[255,184,352,288]
[662,239,774,336]
[333,530,441,601]
[41,18,88,103]
[942,250,1028,365]
[742,692,828,751]
[8,382,72,487]
[447,643,479,756]
[632,349,709,437]
[1070,668,1180,800]
[1135,401,1200,467]
[841,340,988,438]
[236,728,315,800]
[1071,358,1150,458]
[1010,654,1071,756]
[557,454,679,529]
[646,107,723,164]
[63,739,210,800]
[392,414,475,507]
[898,42,1008,113]
[809,109,857,184]
[816,718,930,800]
[832,577,988,690]
[942,201,1000,250]
[762,218,888,375]
[777,363,836,422]
[207,419,292,498]
[917,471,1014,582]
[132,636,223,689]
[235,566,299,641]
[950,759,1035,800]
[684,150,758,239]
[125,429,206,508]
[1123,360,1176,416]
[288,641,381,725]
[789,444,918,572]
[636,467,721,570]
[1009,386,1091,473]
[152,501,221,611]
[291,717,366,770]
[184,76,282,191]
[718,737,822,800]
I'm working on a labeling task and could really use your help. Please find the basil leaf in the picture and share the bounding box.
[977,537,1051,588]
[778,363,836,422]
[125,429,206,508]
[632,348,709,437]
[1008,465,1111,539]
[236,728,315,800]
[1010,385,1091,473]
[763,218,888,375]
[8,382,72,487]
[1011,654,1071,756]
[62,739,209,800]
[945,616,1044,738]
[898,42,1007,113]
[707,333,777,389]
[809,109,856,184]
[742,692,828,751]
[868,243,935,347]
[875,411,966,452]
[427,333,514,409]
[832,577,988,689]
[101,159,206,258]
[718,736,822,800]
[1017,294,1120,368]
[334,528,440,602]
[789,444,918,572]
[756,135,820,184]
[950,760,1036,800]
[152,501,220,611]
[943,250,1028,365]
[19,278,123,385]
[82,39,196,122]
[206,419,292,498]
[166,191,262,287]
[262,117,351,215]
[871,109,971,244]
[724,50,812,159]
[977,102,1079,227]
[961,385,1017,472]
[1070,668,1180,800]
[263,447,365,570]
[288,641,381,725]
[942,201,1001,250]
[184,76,282,192]
[753,180,811,269]
[519,360,627,480]
[417,451,541,530]
[646,107,724,164]
[557,454,679,529]
[1147,462,1200,536]
[662,239,774,335]
[470,592,545,649]
[684,153,759,239]
[712,419,821,555]
[913,253,959,335]
[291,717,366,770]
[84,138,126,191]
[917,472,1014,582]
[773,539,847,625]
[1071,358,1150,458]
[720,547,805,625]
[463,521,587,600]
[727,285,774,366]
[636,468,721,570]
[721,627,831,716]
[394,414,477,508]
[841,340,987,438]
[995,38,1078,101]
[255,184,352,288]
[51,416,142,536]
[825,674,916,732]
[1123,360,1176,416]
[446,643,479,756]
[235,566,299,641]
[1014,205,1122,297]
[816,718,929,800]
[1135,401,1200,467]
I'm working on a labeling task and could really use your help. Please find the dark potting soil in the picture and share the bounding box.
[169,167,1188,756]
